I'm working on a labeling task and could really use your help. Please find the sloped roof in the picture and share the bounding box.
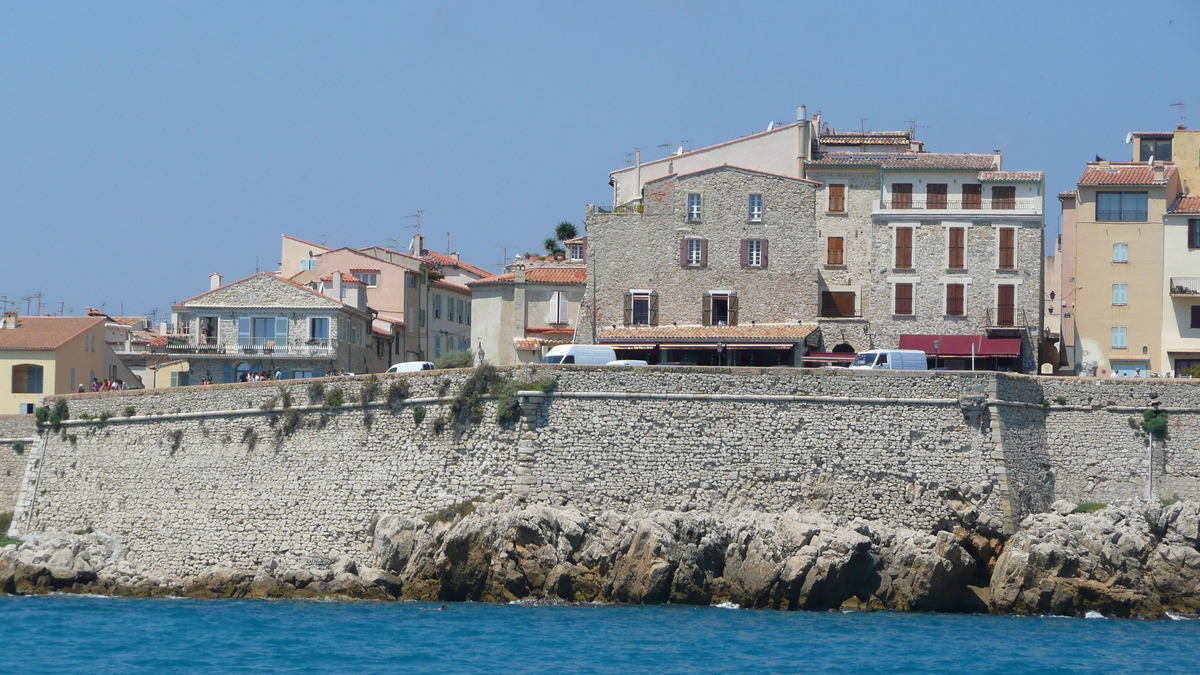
[598,323,817,342]
[979,171,1043,182]
[468,267,587,287]
[514,337,573,350]
[421,250,493,278]
[1078,163,1176,186]
[807,153,998,170]
[649,164,821,185]
[819,131,912,145]
[0,316,105,351]
[563,235,587,245]
[319,272,364,284]
[174,272,346,309]
[1058,190,1077,199]
[431,279,471,293]
[1169,195,1200,214]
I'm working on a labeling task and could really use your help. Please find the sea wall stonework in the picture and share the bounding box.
[0,415,35,514]
[7,368,1200,578]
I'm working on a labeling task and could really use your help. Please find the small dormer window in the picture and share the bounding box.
[1139,137,1172,162]
[356,273,378,287]
[568,244,584,261]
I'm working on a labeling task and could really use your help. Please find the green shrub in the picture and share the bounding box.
[33,406,49,428]
[1040,399,1050,408]
[1074,502,1106,514]
[362,411,374,430]
[434,350,474,370]
[361,375,381,405]
[97,412,110,423]
[424,496,484,524]
[1142,408,1169,440]
[307,382,325,405]
[11,441,24,454]
[323,387,346,407]
[413,405,427,425]
[437,379,452,397]
[260,396,278,411]
[432,416,446,435]
[0,511,12,533]
[124,406,136,417]
[387,381,411,411]
[48,401,69,432]
[1162,497,1180,507]
[281,409,301,435]
[495,376,558,424]
[1054,396,1067,406]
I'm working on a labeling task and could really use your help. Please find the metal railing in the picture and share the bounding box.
[985,308,1016,327]
[878,198,1039,211]
[1097,209,1148,222]
[1170,277,1200,296]
[166,338,335,357]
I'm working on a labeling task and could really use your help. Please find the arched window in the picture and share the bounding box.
[12,364,44,394]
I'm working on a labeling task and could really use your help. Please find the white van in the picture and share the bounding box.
[848,349,928,371]
[386,361,436,373]
[541,344,618,365]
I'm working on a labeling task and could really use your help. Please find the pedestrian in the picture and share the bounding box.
[274,368,282,380]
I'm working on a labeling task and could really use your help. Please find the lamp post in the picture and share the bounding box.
[932,338,941,370]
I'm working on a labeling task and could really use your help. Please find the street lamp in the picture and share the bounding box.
[932,338,941,370]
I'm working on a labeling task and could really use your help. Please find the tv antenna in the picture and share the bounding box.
[1170,102,1187,127]
[860,119,868,133]
[904,119,931,136]
[405,210,424,234]
[385,237,399,251]
[494,245,510,270]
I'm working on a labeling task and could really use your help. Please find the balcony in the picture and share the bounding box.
[877,198,1040,214]
[1170,277,1200,297]
[166,338,336,358]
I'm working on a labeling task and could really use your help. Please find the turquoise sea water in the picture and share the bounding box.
[3,596,1198,674]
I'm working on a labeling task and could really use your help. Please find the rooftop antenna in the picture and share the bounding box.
[494,245,510,271]
[446,231,451,254]
[657,142,671,158]
[860,119,868,133]
[385,237,399,250]
[679,139,691,152]
[1170,102,1186,127]
[903,119,931,136]
[58,302,65,316]
[319,234,327,246]
[405,210,425,253]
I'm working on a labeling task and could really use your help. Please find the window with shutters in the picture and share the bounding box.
[997,285,1015,326]
[433,294,442,319]
[625,291,657,326]
[998,228,1016,269]
[828,184,846,212]
[748,194,763,221]
[687,193,702,221]
[1188,220,1200,249]
[1113,243,1128,262]
[894,227,913,268]
[682,238,706,267]
[992,186,1016,210]
[963,183,982,209]
[827,236,844,265]
[703,292,737,326]
[891,183,913,209]
[1112,283,1128,306]
[894,283,913,315]
[820,291,857,318]
[928,184,948,209]
[240,316,289,348]
[1111,325,1127,349]
[741,238,766,267]
[547,291,570,324]
[948,228,965,269]
[945,283,965,316]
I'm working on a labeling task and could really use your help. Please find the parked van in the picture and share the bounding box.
[541,344,618,365]
[847,349,928,371]
[386,361,436,373]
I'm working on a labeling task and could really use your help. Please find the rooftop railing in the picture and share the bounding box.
[166,338,336,357]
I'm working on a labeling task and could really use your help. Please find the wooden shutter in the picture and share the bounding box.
[623,293,632,325]
[895,283,913,315]
[992,186,1016,210]
[997,285,1015,325]
[949,228,964,269]
[892,183,912,209]
[999,228,1015,269]
[702,293,712,326]
[700,239,708,267]
[963,183,982,209]
[829,184,845,212]
[928,184,947,209]
[649,293,659,326]
[827,237,844,265]
[895,227,913,268]
[946,284,964,316]
[740,239,749,267]
[728,295,738,326]
[760,239,768,269]
[680,239,689,267]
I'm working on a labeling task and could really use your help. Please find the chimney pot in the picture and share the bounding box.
[332,270,344,301]
[209,273,224,291]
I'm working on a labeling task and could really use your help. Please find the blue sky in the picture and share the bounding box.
[2,1,1197,320]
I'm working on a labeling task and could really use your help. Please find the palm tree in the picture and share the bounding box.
[543,237,565,257]
[555,221,578,242]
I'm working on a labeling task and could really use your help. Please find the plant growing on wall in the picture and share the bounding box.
[307,382,325,405]
[1141,408,1169,441]
[361,375,380,405]
[11,441,24,454]
[387,381,410,411]
[412,405,426,425]
[323,387,346,408]
[242,426,258,451]
[434,350,474,370]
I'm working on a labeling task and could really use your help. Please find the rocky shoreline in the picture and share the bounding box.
[3,499,1199,618]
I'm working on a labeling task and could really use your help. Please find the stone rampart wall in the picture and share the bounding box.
[0,415,35,515]
[8,368,1200,577]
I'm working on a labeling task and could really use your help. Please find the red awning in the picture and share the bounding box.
[802,352,857,362]
[899,334,1021,357]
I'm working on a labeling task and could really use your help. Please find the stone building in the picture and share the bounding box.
[469,261,587,366]
[170,272,395,382]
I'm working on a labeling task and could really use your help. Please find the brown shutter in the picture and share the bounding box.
[728,294,738,326]
[829,183,845,212]
[740,239,749,267]
[946,284,964,316]
[702,293,712,326]
[700,239,708,267]
[998,285,1015,325]
[895,227,913,268]
[963,183,982,209]
[999,228,1015,269]
[760,239,768,268]
[928,183,947,209]
[949,228,964,269]
[649,293,659,326]
[680,239,688,267]
[895,283,913,315]
[828,237,844,265]
[623,293,632,325]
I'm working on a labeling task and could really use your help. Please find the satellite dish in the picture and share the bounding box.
[767,121,775,130]
[1125,132,1133,144]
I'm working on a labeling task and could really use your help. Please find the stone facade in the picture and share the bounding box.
[0,415,34,514]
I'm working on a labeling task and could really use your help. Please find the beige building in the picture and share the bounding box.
[0,313,114,413]
[1163,195,1200,375]
[469,262,586,365]
[1056,190,1079,373]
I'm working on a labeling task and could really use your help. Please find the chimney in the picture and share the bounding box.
[1153,163,1166,181]
[797,105,807,122]
[209,273,223,290]
[414,233,425,256]
[450,251,460,261]
[332,270,343,301]
[992,150,1003,171]
[2,310,17,329]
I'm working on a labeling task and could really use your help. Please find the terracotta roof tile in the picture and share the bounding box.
[319,272,364,283]
[598,323,817,342]
[431,279,471,293]
[1078,163,1176,186]
[421,250,493,278]
[562,235,587,245]
[808,152,997,171]
[979,171,1043,182]
[468,268,587,286]
[0,316,105,350]
[1058,190,1077,199]
[1170,195,1200,214]
[819,131,912,145]
[514,337,572,350]
[655,164,821,185]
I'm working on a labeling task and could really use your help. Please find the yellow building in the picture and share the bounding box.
[0,313,109,414]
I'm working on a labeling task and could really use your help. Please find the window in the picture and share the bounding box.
[1113,283,1128,306]
[239,316,288,347]
[948,228,965,269]
[457,299,464,323]
[1189,220,1200,249]
[827,236,844,265]
[927,184,948,209]
[894,283,913,315]
[998,228,1015,269]
[741,239,766,267]
[568,244,585,261]
[997,285,1015,326]
[681,238,707,267]
[1096,191,1148,221]
[687,193,702,221]
[355,272,378,287]
[433,294,442,319]
[466,303,471,325]
[703,293,737,326]
[828,184,846,212]
[1192,306,1200,329]
[821,291,857,318]
[892,183,913,209]
[434,334,441,359]
[547,291,569,324]
[991,186,1016,210]
[1112,325,1128,349]
[1113,243,1128,262]
[301,259,318,270]
[11,364,43,394]
[894,227,913,268]
[946,284,965,316]
[1139,138,1172,161]
[624,292,657,326]
[406,274,417,288]
[748,194,763,221]
[309,317,329,341]
[962,184,982,209]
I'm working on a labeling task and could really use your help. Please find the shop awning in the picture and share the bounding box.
[802,352,857,362]
[652,342,795,350]
[899,334,1021,357]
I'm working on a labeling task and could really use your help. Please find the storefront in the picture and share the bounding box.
[898,334,1023,372]
[598,324,818,367]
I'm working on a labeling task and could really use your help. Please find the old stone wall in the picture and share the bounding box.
[0,415,35,514]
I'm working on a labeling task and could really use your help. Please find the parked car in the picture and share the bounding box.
[541,345,618,365]
[607,359,649,366]
[386,361,436,373]
[847,349,928,371]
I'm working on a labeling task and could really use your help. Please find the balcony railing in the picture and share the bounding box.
[878,198,1039,211]
[1097,209,1148,222]
[1170,277,1200,296]
[166,338,336,357]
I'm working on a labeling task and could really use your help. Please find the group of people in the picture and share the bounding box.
[238,369,282,383]
[80,378,128,393]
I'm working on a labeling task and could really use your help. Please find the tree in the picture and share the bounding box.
[555,221,578,241]
[543,237,565,257]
